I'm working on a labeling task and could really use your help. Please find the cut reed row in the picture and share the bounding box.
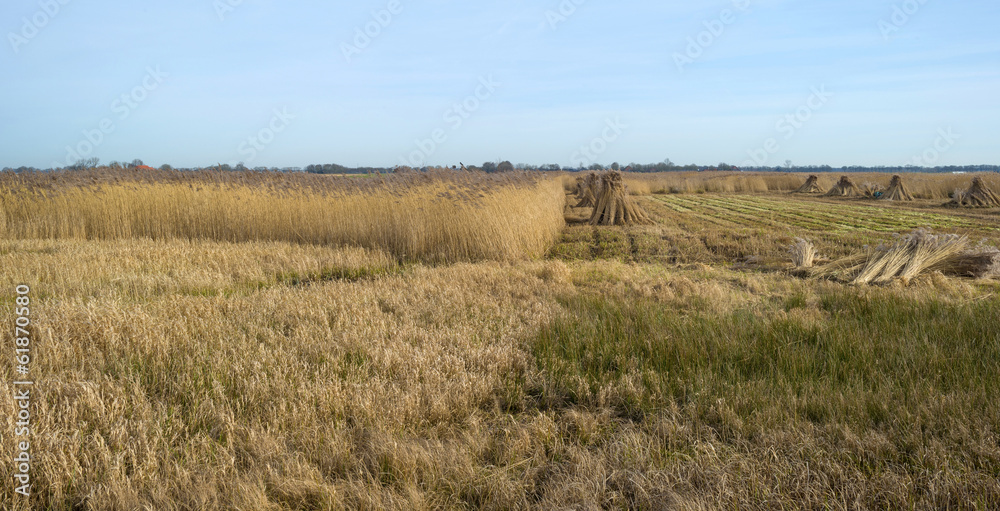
[0,170,566,263]
[615,171,1000,198]
[796,230,999,284]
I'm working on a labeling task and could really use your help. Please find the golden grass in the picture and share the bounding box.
[0,169,565,263]
[3,238,999,508]
[2,170,1000,508]
[621,172,795,195]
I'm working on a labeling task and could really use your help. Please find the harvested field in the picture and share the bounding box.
[3,171,1000,509]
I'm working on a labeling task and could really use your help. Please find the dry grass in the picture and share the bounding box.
[2,170,1000,509]
[0,169,565,263]
[605,171,1000,200]
[622,172,785,195]
[3,239,999,509]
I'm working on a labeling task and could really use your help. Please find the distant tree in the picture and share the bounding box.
[481,161,498,173]
[130,159,144,168]
[160,164,173,171]
[588,163,604,171]
[234,162,247,171]
[610,162,620,171]
[539,163,561,171]
[497,161,514,173]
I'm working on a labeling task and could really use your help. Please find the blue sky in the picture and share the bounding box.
[2,0,998,169]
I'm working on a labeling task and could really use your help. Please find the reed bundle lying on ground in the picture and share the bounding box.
[794,175,823,194]
[575,172,599,208]
[804,229,999,284]
[949,177,1000,207]
[824,176,861,197]
[881,174,913,201]
[0,168,566,263]
[589,171,652,226]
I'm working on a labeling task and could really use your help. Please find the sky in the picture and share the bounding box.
[2,0,999,169]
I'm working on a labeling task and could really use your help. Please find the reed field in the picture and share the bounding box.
[0,169,565,263]
[2,169,999,509]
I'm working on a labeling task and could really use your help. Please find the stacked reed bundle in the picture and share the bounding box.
[949,177,1000,207]
[824,176,861,197]
[880,175,913,201]
[589,171,652,226]
[793,175,823,194]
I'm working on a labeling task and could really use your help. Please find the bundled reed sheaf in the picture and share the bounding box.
[589,171,652,226]
[803,229,999,284]
[861,182,884,198]
[949,177,1000,208]
[576,172,599,208]
[880,174,913,201]
[794,175,823,194]
[788,238,819,268]
[824,175,861,197]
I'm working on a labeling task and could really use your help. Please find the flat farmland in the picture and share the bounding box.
[2,170,999,509]
[554,190,1000,264]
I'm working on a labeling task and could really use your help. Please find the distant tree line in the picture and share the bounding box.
[5,160,1000,174]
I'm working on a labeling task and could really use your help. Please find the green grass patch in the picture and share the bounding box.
[533,291,1000,440]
